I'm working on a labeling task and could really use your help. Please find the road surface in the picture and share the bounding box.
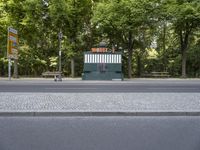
[0,116,200,150]
[0,79,200,93]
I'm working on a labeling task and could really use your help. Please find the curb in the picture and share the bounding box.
[0,111,200,117]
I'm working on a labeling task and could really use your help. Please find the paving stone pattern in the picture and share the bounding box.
[0,93,200,111]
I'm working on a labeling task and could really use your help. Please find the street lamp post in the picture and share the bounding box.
[58,31,63,81]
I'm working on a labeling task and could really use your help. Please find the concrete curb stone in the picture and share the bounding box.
[0,111,200,117]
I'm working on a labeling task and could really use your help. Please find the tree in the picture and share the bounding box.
[49,0,92,77]
[167,0,200,77]
[92,0,158,78]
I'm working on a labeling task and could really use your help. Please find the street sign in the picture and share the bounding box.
[7,27,18,59]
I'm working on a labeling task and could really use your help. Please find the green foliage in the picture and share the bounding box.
[0,0,200,77]
[187,42,200,77]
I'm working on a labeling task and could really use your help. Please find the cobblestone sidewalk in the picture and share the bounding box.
[0,93,200,112]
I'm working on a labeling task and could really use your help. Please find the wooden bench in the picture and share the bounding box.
[42,71,62,81]
[151,72,170,78]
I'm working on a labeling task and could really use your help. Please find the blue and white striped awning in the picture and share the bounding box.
[84,53,122,64]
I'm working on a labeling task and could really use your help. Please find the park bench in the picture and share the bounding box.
[151,72,170,78]
[42,71,62,81]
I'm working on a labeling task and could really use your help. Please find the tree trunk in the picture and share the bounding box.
[1,63,4,76]
[163,22,167,71]
[13,59,18,78]
[128,48,133,78]
[137,55,141,77]
[181,49,187,78]
[178,20,195,78]
[71,57,75,78]
[128,32,134,78]
[180,28,190,78]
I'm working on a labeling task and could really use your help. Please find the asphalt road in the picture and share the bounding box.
[0,116,199,150]
[0,79,200,93]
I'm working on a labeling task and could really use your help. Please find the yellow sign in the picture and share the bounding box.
[7,27,18,59]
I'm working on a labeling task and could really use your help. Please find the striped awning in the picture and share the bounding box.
[84,53,121,64]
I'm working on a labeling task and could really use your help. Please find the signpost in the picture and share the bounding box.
[7,27,18,80]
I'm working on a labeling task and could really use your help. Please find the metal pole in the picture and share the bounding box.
[8,58,11,81]
[58,31,63,81]
[59,43,61,80]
